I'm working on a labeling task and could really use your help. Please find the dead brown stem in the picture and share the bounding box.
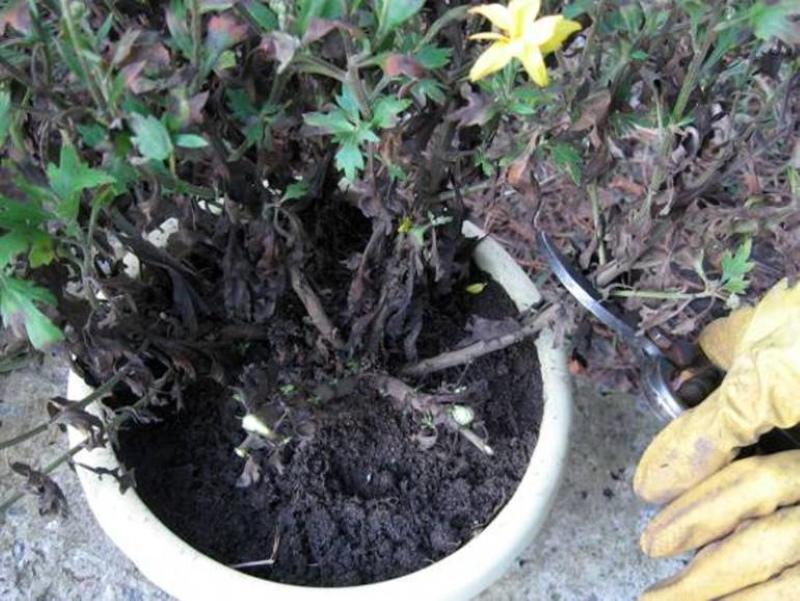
[289,265,344,350]
[305,370,493,454]
[401,304,558,377]
[368,374,450,413]
[366,374,493,455]
[593,219,672,287]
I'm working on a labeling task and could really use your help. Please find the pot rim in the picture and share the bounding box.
[67,221,572,601]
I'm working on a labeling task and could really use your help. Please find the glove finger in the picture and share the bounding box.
[719,563,800,600]
[637,281,800,505]
[734,279,800,352]
[634,387,738,504]
[635,322,800,504]
[640,505,800,601]
[700,280,800,371]
[699,306,754,371]
[642,450,800,557]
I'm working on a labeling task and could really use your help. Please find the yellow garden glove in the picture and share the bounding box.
[633,279,800,600]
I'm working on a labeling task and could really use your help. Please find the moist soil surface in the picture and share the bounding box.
[116,280,544,587]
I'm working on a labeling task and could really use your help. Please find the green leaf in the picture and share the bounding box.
[27,233,54,268]
[563,0,594,19]
[241,0,277,31]
[94,11,113,42]
[106,155,138,195]
[226,88,258,121]
[0,231,29,267]
[281,181,310,201]
[242,123,263,147]
[121,94,150,117]
[77,122,107,148]
[0,227,52,269]
[549,142,583,185]
[47,143,116,200]
[507,101,537,116]
[335,85,361,121]
[130,114,174,161]
[355,126,380,145]
[200,0,234,12]
[619,3,644,33]
[0,196,50,229]
[371,96,411,129]
[0,276,63,350]
[721,238,755,295]
[506,86,550,116]
[174,133,210,148]
[414,45,452,69]
[335,140,364,181]
[303,109,356,134]
[701,26,738,78]
[644,9,670,35]
[46,142,116,222]
[750,0,800,46]
[388,164,408,181]
[411,78,446,106]
[375,0,424,39]
[296,0,345,35]
[0,88,11,147]
[213,49,237,73]
[166,0,193,58]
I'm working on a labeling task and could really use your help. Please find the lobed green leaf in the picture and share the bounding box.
[130,114,174,161]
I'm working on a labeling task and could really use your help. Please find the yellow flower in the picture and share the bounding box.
[468,0,581,86]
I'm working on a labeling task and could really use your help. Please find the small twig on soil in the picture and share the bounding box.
[402,304,558,377]
[296,369,493,460]
[288,265,344,350]
[610,288,717,301]
[229,558,276,569]
[368,374,453,413]
[229,533,281,570]
[367,374,493,456]
[588,184,607,266]
[592,219,673,288]
[456,426,494,456]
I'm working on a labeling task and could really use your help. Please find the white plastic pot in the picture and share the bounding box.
[67,221,572,601]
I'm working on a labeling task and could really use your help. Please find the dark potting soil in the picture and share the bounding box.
[116,281,543,587]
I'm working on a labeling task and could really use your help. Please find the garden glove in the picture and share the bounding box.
[633,279,800,600]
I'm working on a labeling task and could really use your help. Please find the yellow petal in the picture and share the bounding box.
[524,15,563,46]
[469,32,507,41]
[509,0,541,38]
[540,17,582,54]
[520,44,548,86]
[469,40,517,82]
[468,4,513,33]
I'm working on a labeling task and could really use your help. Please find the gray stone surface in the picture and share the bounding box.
[0,356,167,601]
[0,359,684,600]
